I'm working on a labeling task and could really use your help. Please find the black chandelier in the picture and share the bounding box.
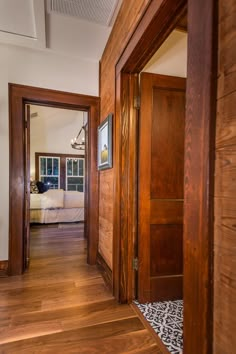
[71,125,85,150]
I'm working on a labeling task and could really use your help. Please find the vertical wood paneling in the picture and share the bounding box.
[99,0,150,270]
[98,170,113,269]
[214,1,236,352]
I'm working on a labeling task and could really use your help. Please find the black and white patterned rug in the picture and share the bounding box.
[134,299,183,354]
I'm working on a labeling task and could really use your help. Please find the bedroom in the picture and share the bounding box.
[28,104,86,268]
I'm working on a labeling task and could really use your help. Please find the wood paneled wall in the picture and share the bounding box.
[100,0,236,350]
[214,1,236,352]
[99,0,150,268]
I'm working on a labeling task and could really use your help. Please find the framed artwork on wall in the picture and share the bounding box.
[97,113,112,170]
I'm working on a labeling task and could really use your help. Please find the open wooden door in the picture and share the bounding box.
[24,104,31,270]
[138,73,185,303]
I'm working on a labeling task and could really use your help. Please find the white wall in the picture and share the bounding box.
[0,43,98,261]
[30,106,85,179]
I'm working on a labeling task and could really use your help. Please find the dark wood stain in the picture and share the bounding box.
[100,0,217,353]
[151,86,185,199]
[96,252,112,291]
[8,84,99,275]
[138,73,185,303]
[214,0,236,353]
[184,0,218,353]
[112,0,187,305]
[0,261,8,277]
[150,225,183,277]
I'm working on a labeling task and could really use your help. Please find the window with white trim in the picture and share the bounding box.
[66,158,84,192]
[39,156,60,189]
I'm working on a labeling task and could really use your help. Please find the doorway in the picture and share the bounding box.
[9,84,99,276]
[132,24,186,353]
[25,104,87,270]
[113,0,217,353]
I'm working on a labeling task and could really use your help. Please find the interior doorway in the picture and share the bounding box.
[9,84,99,276]
[25,104,87,270]
[113,0,217,353]
[131,25,186,353]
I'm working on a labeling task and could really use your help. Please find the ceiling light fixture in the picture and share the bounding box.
[71,125,85,150]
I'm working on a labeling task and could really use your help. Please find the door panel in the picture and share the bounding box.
[151,88,185,199]
[138,73,185,303]
[150,225,183,276]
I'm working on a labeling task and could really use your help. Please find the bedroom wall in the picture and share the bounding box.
[0,43,98,261]
[30,106,85,179]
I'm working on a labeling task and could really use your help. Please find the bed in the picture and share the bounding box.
[30,189,84,224]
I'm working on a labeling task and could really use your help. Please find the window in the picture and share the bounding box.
[39,156,60,189]
[35,153,84,191]
[66,158,84,191]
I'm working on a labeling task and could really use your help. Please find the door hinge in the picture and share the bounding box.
[133,257,138,271]
[134,96,140,109]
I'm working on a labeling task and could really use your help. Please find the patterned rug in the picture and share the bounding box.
[134,300,183,354]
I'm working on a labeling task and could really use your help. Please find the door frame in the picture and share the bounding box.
[9,83,100,275]
[113,0,217,353]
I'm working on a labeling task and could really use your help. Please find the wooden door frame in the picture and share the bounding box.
[9,83,100,275]
[113,0,217,353]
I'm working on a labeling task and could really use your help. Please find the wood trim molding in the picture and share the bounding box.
[9,84,100,275]
[0,260,8,277]
[113,0,217,353]
[183,0,217,353]
[116,0,187,74]
[97,252,112,291]
[114,0,187,303]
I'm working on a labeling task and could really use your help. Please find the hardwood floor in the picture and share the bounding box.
[0,224,166,353]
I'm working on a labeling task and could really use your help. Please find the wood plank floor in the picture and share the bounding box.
[0,223,166,353]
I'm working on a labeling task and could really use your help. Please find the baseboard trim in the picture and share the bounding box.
[0,260,8,277]
[97,252,112,291]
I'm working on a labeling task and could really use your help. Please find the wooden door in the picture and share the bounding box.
[24,105,31,270]
[138,73,185,303]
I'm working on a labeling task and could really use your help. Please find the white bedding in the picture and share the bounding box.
[30,207,84,223]
[64,191,84,208]
[30,190,84,209]
[30,190,84,223]
[30,189,64,209]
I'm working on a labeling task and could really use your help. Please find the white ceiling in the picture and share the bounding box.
[0,0,46,49]
[0,0,122,60]
[0,0,187,75]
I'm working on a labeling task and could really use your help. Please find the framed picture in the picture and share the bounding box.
[97,113,112,170]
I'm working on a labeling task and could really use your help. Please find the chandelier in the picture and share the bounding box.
[71,125,85,150]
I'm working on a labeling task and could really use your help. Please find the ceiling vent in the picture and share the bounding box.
[48,0,120,26]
